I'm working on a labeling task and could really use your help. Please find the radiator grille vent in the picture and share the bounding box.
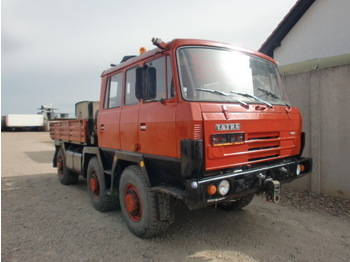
[247,131,281,161]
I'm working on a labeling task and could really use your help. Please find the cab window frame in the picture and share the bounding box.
[125,66,140,106]
[104,72,122,109]
[143,55,174,103]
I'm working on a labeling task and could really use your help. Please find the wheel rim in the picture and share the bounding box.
[89,173,100,199]
[125,184,142,222]
[57,156,63,177]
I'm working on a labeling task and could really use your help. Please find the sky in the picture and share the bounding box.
[1,0,297,116]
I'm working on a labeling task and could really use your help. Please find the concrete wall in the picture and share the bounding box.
[274,0,350,66]
[281,64,350,198]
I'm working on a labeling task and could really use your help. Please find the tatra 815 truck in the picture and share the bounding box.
[50,38,312,238]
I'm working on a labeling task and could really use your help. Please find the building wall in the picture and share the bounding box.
[281,64,350,198]
[274,0,350,66]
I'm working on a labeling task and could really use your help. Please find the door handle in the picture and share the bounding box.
[100,124,105,131]
[140,123,146,131]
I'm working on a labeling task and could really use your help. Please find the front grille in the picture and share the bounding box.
[248,145,279,151]
[247,131,280,141]
[246,131,281,161]
[205,128,298,172]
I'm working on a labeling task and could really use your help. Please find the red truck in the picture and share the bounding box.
[50,38,312,238]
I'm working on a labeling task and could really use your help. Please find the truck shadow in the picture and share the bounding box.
[25,151,53,164]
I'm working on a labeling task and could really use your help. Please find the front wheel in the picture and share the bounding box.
[119,165,173,238]
[218,194,254,211]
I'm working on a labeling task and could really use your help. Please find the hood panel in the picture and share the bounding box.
[200,104,302,171]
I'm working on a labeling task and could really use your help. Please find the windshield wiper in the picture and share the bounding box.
[230,90,273,108]
[197,88,229,97]
[258,88,291,108]
[258,88,280,99]
[196,88,248,108]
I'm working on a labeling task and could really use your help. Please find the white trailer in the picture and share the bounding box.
[2,114,44,131]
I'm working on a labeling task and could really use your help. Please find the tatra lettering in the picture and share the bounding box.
[215,123,240,131]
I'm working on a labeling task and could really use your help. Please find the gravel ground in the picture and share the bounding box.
[1,132,350,262]
[280,187,350,218]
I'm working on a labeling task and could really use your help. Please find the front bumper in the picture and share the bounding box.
[184,157,312,209]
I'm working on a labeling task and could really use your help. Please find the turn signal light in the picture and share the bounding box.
[296,164,305,176]
[207,185,217,195]
[212,133,244,146]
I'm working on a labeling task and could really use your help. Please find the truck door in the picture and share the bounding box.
[120,67,141,152]
[138,56,177,158]
[98,73,122,149]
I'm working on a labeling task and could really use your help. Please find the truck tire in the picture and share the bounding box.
[119,165,172,238]
[218,194,254,211]
[56,148,79,185]
[87,157,117,212]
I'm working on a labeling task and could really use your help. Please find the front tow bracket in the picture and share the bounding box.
[264,180,280,203]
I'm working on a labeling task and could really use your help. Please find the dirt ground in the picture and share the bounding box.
[1,132,350,262]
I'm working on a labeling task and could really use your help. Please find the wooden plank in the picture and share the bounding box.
[49,119,88,144]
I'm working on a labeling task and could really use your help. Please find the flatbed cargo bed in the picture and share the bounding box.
[50,119,88,144]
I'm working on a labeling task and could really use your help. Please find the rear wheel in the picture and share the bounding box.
[119,165,173,238]
[87,157,117,212]
[218,194,254,211]
[56,148,79,185]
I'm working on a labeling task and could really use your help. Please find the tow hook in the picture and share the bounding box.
[264,179,280,203]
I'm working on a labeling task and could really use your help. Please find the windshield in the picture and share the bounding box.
[177,47,289,106]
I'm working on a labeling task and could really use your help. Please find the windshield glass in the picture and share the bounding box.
[177,47,289,106]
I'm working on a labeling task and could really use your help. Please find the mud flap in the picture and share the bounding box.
[155,192,175,223]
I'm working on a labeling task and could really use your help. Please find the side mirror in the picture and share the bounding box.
[136,66,157,100]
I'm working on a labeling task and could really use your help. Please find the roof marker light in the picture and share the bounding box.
[139,47,147,55]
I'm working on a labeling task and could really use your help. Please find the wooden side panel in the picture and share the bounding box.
[50,119,88,144]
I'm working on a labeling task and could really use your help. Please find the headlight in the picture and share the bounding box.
[218,180,230,195]
[211,133,244,146]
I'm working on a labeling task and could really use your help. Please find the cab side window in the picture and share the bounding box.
[151,57,166,100]
[125,67,139,106]
[147,55,174,101]
[104,73,122,109]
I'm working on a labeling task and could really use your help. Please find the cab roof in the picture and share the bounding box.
[101,38,277,77]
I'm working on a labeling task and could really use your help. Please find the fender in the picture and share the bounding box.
[82,147,104,177]
[91,149,151,197]
[110,150,150,186]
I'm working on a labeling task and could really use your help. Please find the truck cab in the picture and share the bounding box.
[98,38,310,200]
